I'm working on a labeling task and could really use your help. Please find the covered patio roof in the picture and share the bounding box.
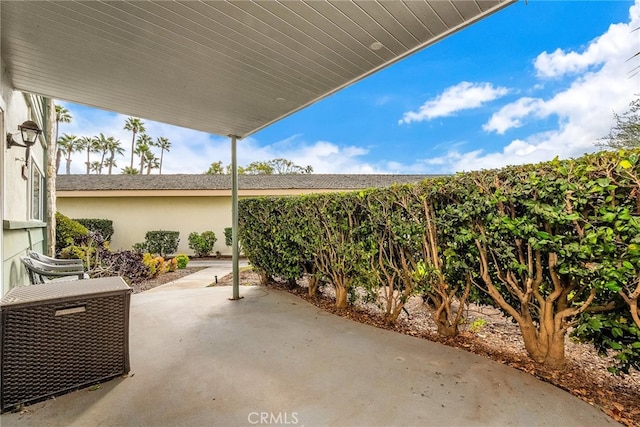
[1,0,515,138]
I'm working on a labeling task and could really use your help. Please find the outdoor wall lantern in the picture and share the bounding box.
[7,120,42,149]
[6,120,42,179]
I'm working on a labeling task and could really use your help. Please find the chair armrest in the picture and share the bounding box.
[29,251,84,267]
[22,257,86,277]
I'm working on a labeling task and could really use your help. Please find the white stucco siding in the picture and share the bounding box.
[2,71,31,221]
[57,195,234,256]
[2,57,48,294]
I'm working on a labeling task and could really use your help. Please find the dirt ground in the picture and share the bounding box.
[213,270,640,427]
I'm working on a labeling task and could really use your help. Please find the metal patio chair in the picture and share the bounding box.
[28,250,84,267]
[20,256,89,285]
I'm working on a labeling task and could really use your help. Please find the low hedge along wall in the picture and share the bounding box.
[239,149,640,373]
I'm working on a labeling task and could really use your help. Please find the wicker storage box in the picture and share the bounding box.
[0,277,131,412]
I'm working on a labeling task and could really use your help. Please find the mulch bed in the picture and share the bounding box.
[128,267,205,293]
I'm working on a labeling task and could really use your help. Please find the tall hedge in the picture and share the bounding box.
[238,150,640,372]
[74,218,114,241]
[55,212,89,254]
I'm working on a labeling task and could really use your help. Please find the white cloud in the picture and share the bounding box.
[483,97,543,134]
[534,17,637,78]
[419,0,640,173]
[242,136,380,174]
[398,82,510,125]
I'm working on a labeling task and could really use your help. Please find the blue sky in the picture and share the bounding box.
[59,0,640,175]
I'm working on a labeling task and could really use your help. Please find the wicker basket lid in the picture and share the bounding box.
[1,277,130,306]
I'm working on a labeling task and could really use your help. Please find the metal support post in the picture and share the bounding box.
[230,134,241,300]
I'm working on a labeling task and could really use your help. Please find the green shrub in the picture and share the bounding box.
[188,231,217,257]
[224,227,233,247]
[59,244,92,267]
[135,230,180,257]
[55,212,89,254]
[175,254,189,269]
[224,227,243,253]
[74,218,114,241]
[132,242,147,253]
[573,310,640,374]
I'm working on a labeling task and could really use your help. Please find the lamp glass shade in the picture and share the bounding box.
[19,121,41,145]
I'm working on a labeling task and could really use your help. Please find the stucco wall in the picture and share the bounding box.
[2,57,47,295]
[57,195,234,256]
[3,227,45,290]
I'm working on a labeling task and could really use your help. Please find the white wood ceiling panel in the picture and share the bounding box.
[1,0,515,138]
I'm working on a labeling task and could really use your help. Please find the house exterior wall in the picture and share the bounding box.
[1,57,47,295]
[57,195,234,256]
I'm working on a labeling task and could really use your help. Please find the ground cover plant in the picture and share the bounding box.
[239,149,640,375]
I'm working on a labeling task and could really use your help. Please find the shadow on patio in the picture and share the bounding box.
[2,286,617,427]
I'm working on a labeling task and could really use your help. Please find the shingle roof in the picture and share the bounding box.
[56,174,437,192]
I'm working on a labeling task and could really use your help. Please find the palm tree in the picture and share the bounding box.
[78,136,97,175]
[156,137,171,174]
[135,133,153,174]
[57,133,79,175]
[89,161,102,175]
[145,152,160,174]
[121,166,140,175]
[105,137,124,175]
[55,105,72,174]
[124,117,146,170]
[103,157,118,175]
[95,133,110,174]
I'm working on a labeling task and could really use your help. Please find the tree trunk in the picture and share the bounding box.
[45,98,57,256]
[544,332,567,370]
[434,309,458,338]
[518,317,567,369]
[130,133,136,169]
[307,276,319,297]
[55,149,62,174]
[436,322,458,338]
[519,321,546,364]
[259,270,271,286]
[335,284,348,308]
[631,298,640,329]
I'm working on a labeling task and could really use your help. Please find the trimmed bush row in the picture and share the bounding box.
[239,150,640,373]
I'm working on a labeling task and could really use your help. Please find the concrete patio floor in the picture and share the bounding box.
[1,284,618,427]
